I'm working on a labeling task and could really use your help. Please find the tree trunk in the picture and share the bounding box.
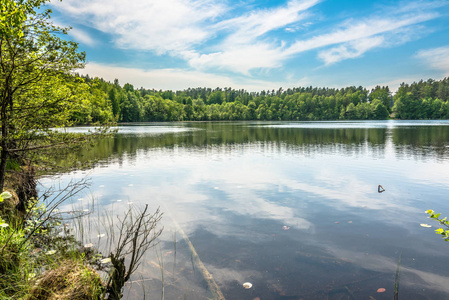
[0,142,8,192]
[107,253,126,300]
[0,108,8,192]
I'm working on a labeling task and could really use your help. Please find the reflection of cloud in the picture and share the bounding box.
[127,183,312,239]
[207,266,258,287]
[37,124,449,298]
[327,247,449,294]
[107,147,422,240]
[58,138,434,231]
[392,159,449,190]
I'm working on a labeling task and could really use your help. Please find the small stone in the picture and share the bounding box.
[243,282,252,289]
[100,257,111,264]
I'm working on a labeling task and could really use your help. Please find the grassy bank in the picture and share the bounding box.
[0,176,105,299]
[0,170,162,300]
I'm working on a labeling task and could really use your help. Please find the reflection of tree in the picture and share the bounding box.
[50,123,449,168]
[392,126,449,160]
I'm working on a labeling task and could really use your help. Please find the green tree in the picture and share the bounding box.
[0,0,85,190]
[369,86,391,112]
[109,87,120,119]
[208,90,224,105]
[371,101,389,120]
[247,101,257,119]
[344,103,357,119]
[120,92,141,122]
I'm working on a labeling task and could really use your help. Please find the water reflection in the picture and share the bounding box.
[52,121,449,169]
[41,121,449,299]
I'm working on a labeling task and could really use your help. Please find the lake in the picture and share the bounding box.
[40,120,449,299]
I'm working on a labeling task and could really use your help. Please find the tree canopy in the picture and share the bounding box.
[66,76,449,124]
[0,0,86,190]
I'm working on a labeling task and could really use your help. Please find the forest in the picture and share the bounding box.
[70,76,449,124]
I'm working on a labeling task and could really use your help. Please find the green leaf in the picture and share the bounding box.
[0,191,12,200]
[435,228,444,234]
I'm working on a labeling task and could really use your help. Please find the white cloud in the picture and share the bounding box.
[367,75,439,93]
[416,46,449,76]
[285,12,438,57]
[77,62,308,91]
[52,0,320,74]
[214,0,319,46]
[182,0,320,74]
[183,43,287,75]
[69,28,97,46]
[52,0,226,54]
[53,0,445,76]
[318,36,385,65]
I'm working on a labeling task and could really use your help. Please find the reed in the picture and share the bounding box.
[394,251,402,300]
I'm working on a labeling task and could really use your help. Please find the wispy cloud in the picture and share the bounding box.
[416,46,449,76]
[318,36,385,65]
[52,0,226,54]
[183,43,287,75]
[78,63,309,91]
[69,28,97,47]
[214,0,320,46]
[182,0,320,74]
[286,12,438,62]
[53,0,446,76]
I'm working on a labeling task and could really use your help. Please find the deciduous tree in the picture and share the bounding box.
[0,0,85,190]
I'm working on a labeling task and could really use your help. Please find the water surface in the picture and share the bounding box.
[41,120,449,299]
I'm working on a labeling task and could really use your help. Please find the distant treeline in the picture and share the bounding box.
[71,76,449,124]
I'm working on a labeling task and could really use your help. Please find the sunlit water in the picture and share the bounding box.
[40,121,449,299]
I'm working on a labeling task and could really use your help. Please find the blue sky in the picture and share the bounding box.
[50,0,449,92]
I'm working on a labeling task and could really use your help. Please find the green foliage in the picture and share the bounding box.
[0,191,12,203]
[75,79,396,122]
[67,76,449,124]
[426,210,449,241]
[0,224,33,298]
[0,0,88,191]
[0,191,12,227]
[0,191,106,299]
[0,0,27,38]
[393,79,449,119]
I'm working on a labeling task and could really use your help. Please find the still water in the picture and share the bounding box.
[41,120,449,299]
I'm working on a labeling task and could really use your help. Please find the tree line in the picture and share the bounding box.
[70,76,449,124]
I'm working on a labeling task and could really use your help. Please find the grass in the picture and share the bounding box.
[1,169,163,300]
[28,260,103,300]
[0,187,107,300]
[0,222,106,300]
[0,225,32,299]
